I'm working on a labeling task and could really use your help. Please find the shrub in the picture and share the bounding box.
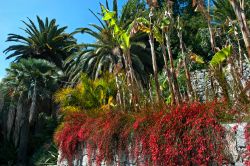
[54,73,116,113]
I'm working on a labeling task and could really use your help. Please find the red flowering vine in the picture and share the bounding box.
[54,101,237,165]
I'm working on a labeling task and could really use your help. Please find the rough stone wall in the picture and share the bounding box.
[57,123,248,166]
[190,62,250,101]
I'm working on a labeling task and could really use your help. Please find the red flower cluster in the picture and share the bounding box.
[54,102,230,165]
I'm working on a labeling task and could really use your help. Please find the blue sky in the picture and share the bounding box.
[0,0,126,80]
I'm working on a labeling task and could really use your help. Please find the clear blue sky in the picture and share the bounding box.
[0,0,126,80]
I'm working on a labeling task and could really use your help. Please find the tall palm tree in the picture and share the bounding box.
[65,0,154,86]
[4,16,76,69]
[2,58,61,164]
[4,58,61,126]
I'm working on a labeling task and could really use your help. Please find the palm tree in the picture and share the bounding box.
[4,58,61,126]
[2,58,61,164]
[4,16,76,69]
[65,0,154,86]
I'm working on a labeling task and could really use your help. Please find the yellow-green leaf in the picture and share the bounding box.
[102,10,115,21]
[210,45,232,67]
[114,25,120,35]
[190,53,205,64]
[153,26,163,44]
[121,32,130,49]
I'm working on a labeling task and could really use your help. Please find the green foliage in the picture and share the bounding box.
[54,73,116,113]
[190,53,205,64]
[30,114,59,165]
[2,58,61,99]
[192,45,233,67]
[213,0,250,23]
[4,16,76,69]
[159,71,172,103]
[102,6,131,50]
[210,45,232,67]
[102,10,116,21]
[65,0,152,84]
[31,143,58,166]
[134,16,170,45]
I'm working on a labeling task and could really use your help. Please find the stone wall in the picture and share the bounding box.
[190,62,250,101]
[57,123,248,166]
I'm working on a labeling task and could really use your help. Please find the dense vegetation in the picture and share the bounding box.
[0,0,250,165]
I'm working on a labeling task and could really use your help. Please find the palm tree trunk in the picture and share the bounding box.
[149,34,161,102]
[229,0,250,58]
[13,94,23,147]
[6,98,16,140]
[148,80,153,102]
[165,33,182,104]
[0,93,4,113]
[0,93,8,141]
[178,30,194,100]
[14,94,29,165]
[161,44,175,104]
[29,81,37,127]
